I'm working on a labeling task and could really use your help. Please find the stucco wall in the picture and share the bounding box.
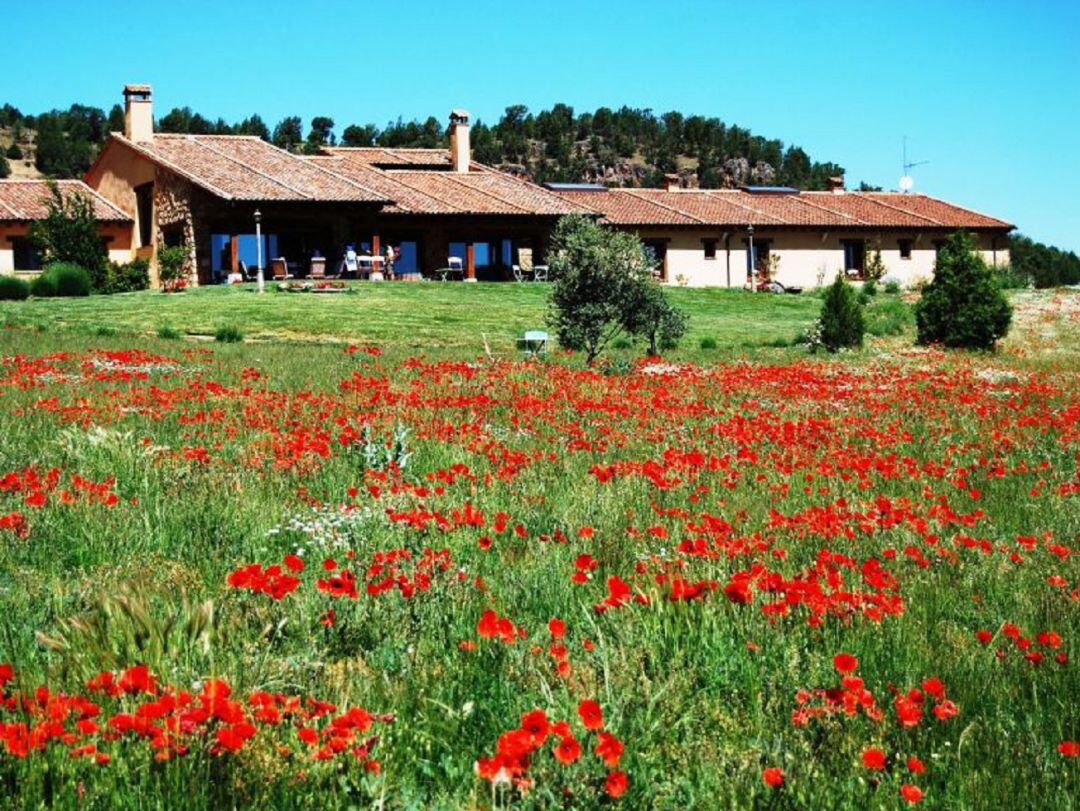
[634,228,1008,288]
[1,222,135,274]
[85,141,156,252]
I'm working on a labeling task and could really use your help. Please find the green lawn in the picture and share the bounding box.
[0,283,824,352]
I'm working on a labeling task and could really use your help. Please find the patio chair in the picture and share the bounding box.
[512,264,526,282]
[309,256,327,279]
[532,264,549,282]
[239,260,257,281]
[270,257,292,281]
[522,330,549,354]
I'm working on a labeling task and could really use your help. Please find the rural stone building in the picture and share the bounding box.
[547,179,1012,289]
[6,84,1014,289]
[82,86,585,285]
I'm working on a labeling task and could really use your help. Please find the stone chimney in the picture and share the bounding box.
[664,173,681,192]
[827,175,846,194]
[123,84,153,142]
[449,109,470,173]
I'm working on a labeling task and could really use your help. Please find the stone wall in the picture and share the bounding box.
[153,169,198,285]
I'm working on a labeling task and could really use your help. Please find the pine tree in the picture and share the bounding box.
[916,232,1012,349]
[818,274,865,352]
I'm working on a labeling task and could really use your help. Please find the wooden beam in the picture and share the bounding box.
[230,235,238,271]
[466,243,476,281]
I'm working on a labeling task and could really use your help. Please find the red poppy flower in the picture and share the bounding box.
[833,653,858,674]
[861,747,887,770]
[900,784,924,803]
[594,731,623,766]
[1059,741,1080,757]
[605,769,628,798]
[553,735,581,764]
[578,699,604,730]
[762,766,784,787]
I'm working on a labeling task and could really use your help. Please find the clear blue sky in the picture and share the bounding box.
[6,0,1079,251]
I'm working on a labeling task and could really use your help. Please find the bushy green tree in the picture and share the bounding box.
[1008,233,1080,288]
[0,151,9,178]
[157,245,190,292]
[916,232,1012,350]
[28,182,107,287]
[547,215,653,364]
[818,273,865,352]
[271,117,304,152]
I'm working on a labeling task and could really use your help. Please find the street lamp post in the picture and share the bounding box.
[254,209,264,294]
[747,224,755,292]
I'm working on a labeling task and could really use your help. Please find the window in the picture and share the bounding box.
[702,238,718,261]
[841,239,865,277]
[9,236,42,271]
[134,182,154,247]
[898,239,913,260]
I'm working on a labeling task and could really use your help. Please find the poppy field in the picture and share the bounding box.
[0,323,1076,808]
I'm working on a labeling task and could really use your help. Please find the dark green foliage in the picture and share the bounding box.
[818,274,865,352]
[4,142,21,160]
[29,272,57,297]
[30,263,91,297]
[884,279,902,295]
[547,215,653,364]
[305,117,335,153]
[103,258,150,294]
[916,232,1012,350]
[0,275,30,300]
[28,182,107,287]
[157,324,182,340]
[993,264,1032,290]
[271,116,304,152]
[214,324,243,343]
[1008,233,1080,288]
[699,336,718,350]
[0,151,8,178]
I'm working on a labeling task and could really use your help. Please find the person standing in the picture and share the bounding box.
[385,244,396,280]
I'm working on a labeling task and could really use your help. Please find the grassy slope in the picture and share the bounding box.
[0,283,823,350]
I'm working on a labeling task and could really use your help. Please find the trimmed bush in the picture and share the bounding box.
[884,279,902,295]
[103,258,151,294]
[916,232,1012,350]
[0,275,30,301]
[157,325,182,340]
[818,274,865,352]
[699,336,718,350]
[42,263,92,297]
[30,273,58,298]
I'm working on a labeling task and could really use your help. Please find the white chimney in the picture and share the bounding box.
[664,173,681,192]
[828,175,846,194]
[449,109,470,173]
[123,84,154,142]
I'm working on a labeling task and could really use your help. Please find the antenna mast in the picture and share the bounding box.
[900,136,929,193]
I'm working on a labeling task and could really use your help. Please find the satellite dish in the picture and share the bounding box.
[899,175,914,192]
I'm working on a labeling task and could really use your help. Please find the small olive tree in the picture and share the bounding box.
[547,215,653,364]
[916,232,1011,350]
[622,278,689,356]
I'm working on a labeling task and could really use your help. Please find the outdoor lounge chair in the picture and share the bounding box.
[270,257,292,281]
[309,256,328,279]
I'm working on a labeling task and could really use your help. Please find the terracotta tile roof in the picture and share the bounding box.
[106,134,388,203]
[314,149,589,216]
[554,188,1012,230]
[0,180,132,222]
